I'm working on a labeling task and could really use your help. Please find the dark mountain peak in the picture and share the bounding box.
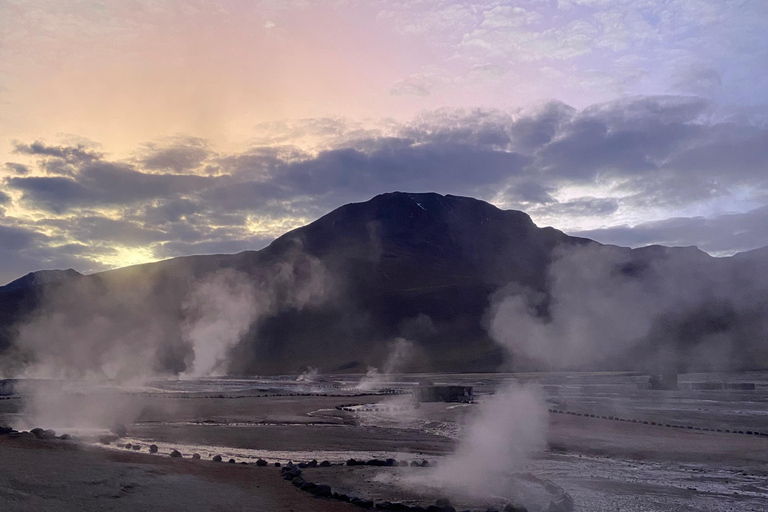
[1,268,82,292]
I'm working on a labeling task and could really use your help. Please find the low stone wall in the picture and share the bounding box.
[279,459,573,512]
[548,408,768,437]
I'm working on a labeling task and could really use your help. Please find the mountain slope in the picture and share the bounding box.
[0,192,765,376]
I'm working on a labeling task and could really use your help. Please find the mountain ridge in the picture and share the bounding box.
[0,192,766,376]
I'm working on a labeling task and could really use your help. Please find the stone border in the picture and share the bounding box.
[548,408,768,437]
[280,460,573,512]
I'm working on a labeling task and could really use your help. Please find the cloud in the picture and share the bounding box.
[14,141,101,163]
[139,137,213,173]
[8,162,214,212]
[3,95,768,282]
[5,163,30,175]
[573,206,768,255]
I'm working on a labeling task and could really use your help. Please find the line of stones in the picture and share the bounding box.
[548,408,768,437]
[280,459,573,512]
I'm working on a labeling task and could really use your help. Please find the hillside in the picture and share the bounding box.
[0,192,765,376]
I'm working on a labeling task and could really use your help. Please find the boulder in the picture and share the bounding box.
[30,428,45,439]
[307,459,318,468]
[274,462,281,467]
[385,458,397,467]
[59,434,71,440]
[351,497,374,509]
[124,443,132,449]
[347,458,359,466]
[170,450,182,458]
[192,453,201,460]
[333,493,351,502]
[228,458,236,463]
[256,459,268,466]
[291,477,305,487]
[300,482,318,493]
[149,444,159,453]
[319,460,331,467]
[132,444,141,451]
[311,484,332,497]
[98,434,117,445]
[212,454,222,462]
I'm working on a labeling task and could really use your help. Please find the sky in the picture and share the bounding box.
[1,0,767,284]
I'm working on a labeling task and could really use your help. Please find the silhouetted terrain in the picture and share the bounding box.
[1,192,766,375]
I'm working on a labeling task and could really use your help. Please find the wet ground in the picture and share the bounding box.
[1,371,767,511]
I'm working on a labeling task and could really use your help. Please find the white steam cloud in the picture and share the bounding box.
[488,244,768,371]
[180,269,258,378]
[416,383,548,498]
[356,337,413,390]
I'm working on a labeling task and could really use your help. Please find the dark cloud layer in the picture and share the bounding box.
[2,95,768,284]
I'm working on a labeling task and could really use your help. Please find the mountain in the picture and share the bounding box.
[0,192,766,376]
[1,269,82,292]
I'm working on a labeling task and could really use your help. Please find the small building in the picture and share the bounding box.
[648,369,678,390]
[413,383,473,403]
[0,379,15,396]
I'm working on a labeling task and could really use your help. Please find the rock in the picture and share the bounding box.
[385,458,397,467]
[192,453,201,459]
[298,462,308,468]
[98,434,117,445]
[170,450,182,458]
[376,502,412,511]
[0,425,15,435]
[420,459,430,467]
[274,462,281,467]
[228,458,236,463]
[319,460,331,467]
[111,423,127,437]
[124,443,132,449]
[410,461,420,467]
[503,503,527,512]
[351,497,374,509]
[366,459,386,466]
[333,493,351,502]
[291,477,305,487]
[311,484,332,497]
[132,444,141,451]
[436,498,452,508]
[256,459,268,466]
[59,434,71,440]
[347,458,359,466]
[30,428,45,439]
[307,459,318,467]
[149,444,159,453]
[212,454,222,462]
[300,482,318,493]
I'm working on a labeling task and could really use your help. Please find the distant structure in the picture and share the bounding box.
[413,382,473,403]
[648,369,678,390]
[0,379,15,396]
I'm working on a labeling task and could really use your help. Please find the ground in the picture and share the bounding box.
[1,372,767,511]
